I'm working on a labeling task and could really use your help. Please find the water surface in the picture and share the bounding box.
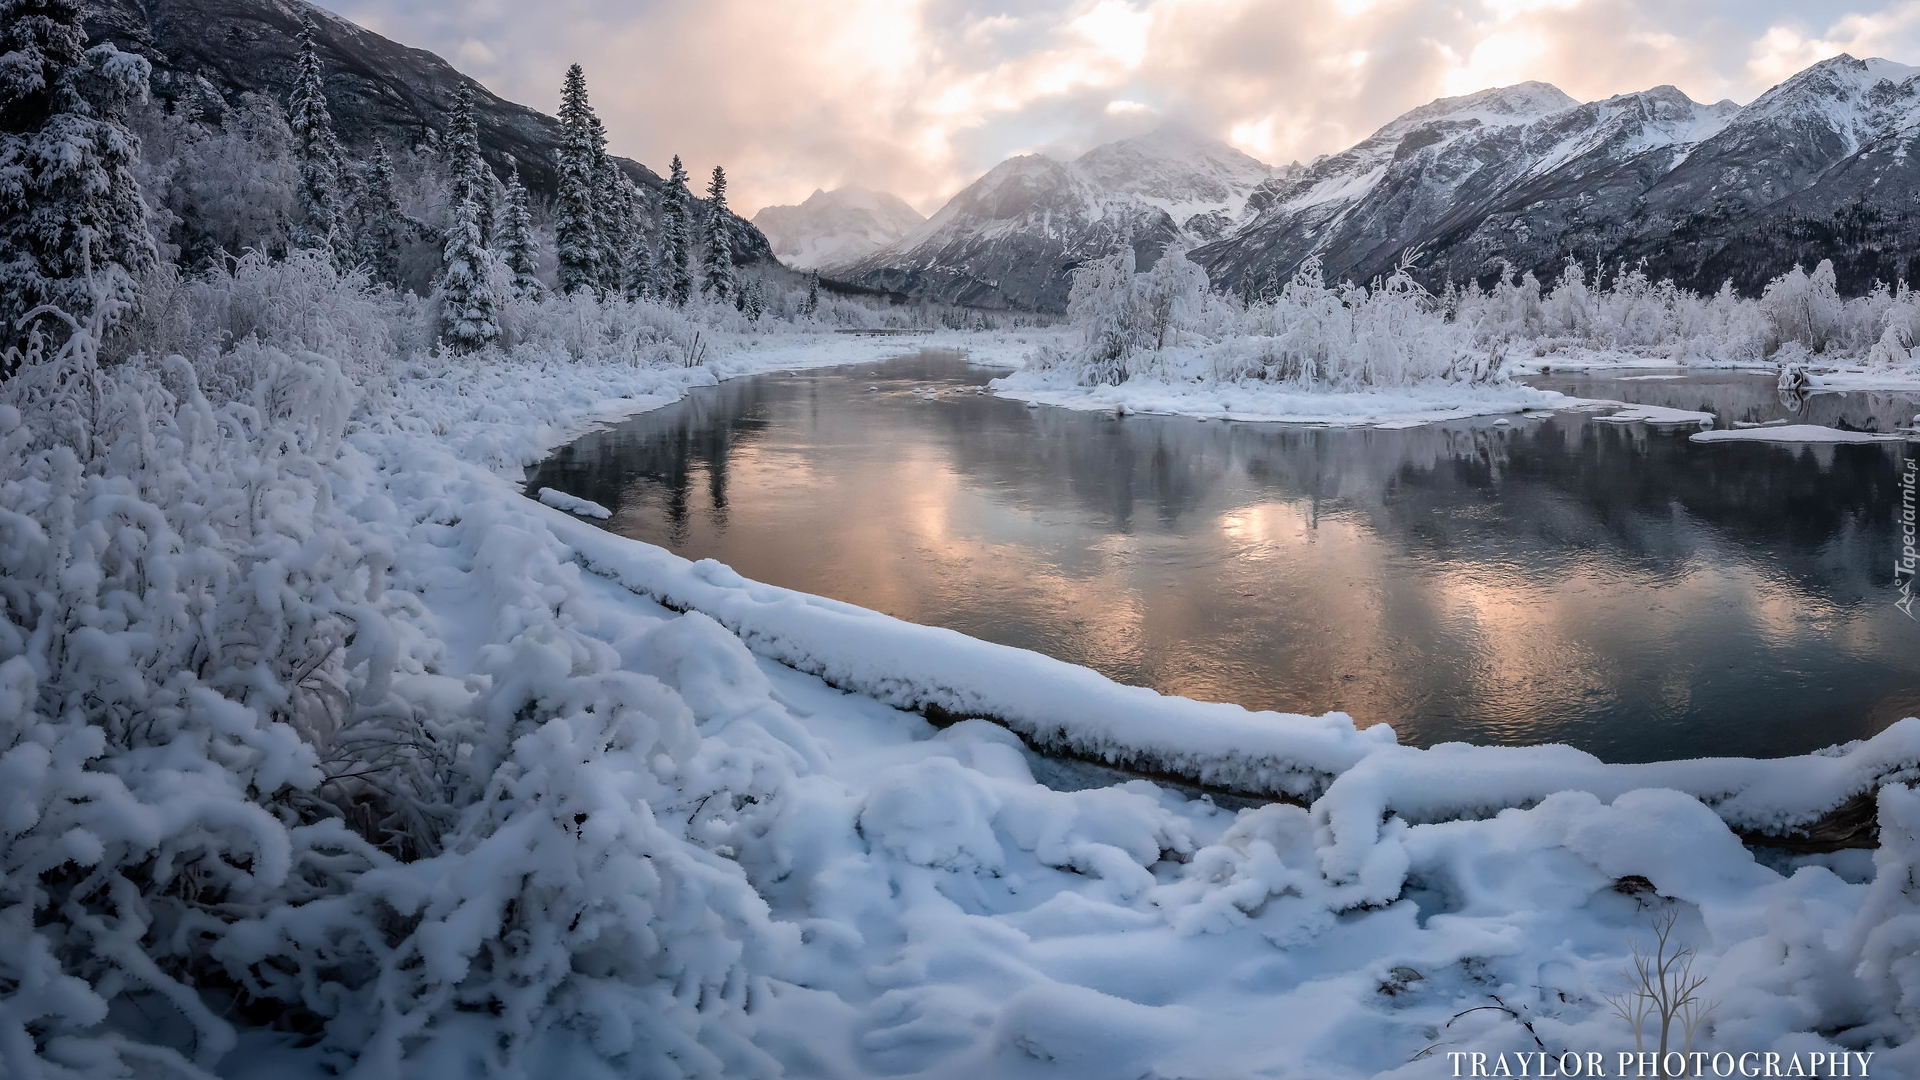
[527,351,1920,762]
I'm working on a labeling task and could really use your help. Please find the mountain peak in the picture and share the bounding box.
[752,185,924,271]
[1387,81,1578,134]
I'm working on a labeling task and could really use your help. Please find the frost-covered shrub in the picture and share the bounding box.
[135,92,299,268]
[1,287,806,1075]
[108,249,428,400]
[1201,258,1483,388]
[0,317,426,1075]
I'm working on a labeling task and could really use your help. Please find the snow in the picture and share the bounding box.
[1690,425,1906,444]
[990,369,1573,426]
[536,487,611,517]
[15,262,1920,1077]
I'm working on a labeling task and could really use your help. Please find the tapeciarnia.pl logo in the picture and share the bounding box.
[1446,1051,1874,1078]
[1898,452,1918,619]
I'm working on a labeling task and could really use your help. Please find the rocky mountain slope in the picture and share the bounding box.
[80,0,774,261]
[752,186,925,271]
[846,56,1920,310]
[839,126,1273,310]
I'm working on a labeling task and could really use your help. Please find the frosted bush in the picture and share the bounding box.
[0,324,417,1075]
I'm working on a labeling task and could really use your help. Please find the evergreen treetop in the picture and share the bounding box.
[288,19,349,262]
[355,139,404,284]
[662,154,693,307]
[500,165,544,298]
[554,64,602,295]
[701,164,735,302]
[446,85,493,246]
[440,191,499,353]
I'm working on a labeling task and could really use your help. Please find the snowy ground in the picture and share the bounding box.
[13,328,1920,1079]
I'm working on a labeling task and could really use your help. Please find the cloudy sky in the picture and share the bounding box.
[314,0,1920,217]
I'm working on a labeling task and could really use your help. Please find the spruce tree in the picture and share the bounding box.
[288,19,349,262]
[440,192,499,353]
[804,271,820,317]
[598,166,640,297]
[587,113,623,291]
[701,164,735,303]
[661,154,693,306]
[0,0,156,353]
[445,85,494,246]
[355,139,404,284]
[553,64,601,295]
[500,165,543,298]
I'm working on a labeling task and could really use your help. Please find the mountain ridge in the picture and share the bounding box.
[844,56,1920,310]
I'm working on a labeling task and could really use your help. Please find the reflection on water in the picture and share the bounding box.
[528,351,1920,762]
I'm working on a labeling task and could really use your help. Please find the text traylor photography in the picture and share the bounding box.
[20,0,1920,1077]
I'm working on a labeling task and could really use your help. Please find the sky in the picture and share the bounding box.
[314,0,1920,218]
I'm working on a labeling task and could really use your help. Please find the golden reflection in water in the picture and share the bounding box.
[544,355,1920,761]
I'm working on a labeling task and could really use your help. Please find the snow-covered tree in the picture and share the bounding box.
[1065,244,1140,384]
[661,154,694,306]
[1136,244,1210,350]
[445,85,494,247]
[1762,259,1846,354]
[499,164,543,298]
[803,271,820,317]
[554,64,601,295]
[288,19,349,262]
[355,139,404,283]
[0,0,156,354]
[440,193,499,352]
[701,164,735,303]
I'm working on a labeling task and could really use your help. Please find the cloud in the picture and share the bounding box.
[312,0,1917,216]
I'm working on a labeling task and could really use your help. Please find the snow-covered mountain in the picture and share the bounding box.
[840,126,1274,310]
[1195,80,1741,294]
[752,187,925,270]
[847,56,1920,310]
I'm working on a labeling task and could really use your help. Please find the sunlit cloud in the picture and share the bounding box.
[311,0,1920,216]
